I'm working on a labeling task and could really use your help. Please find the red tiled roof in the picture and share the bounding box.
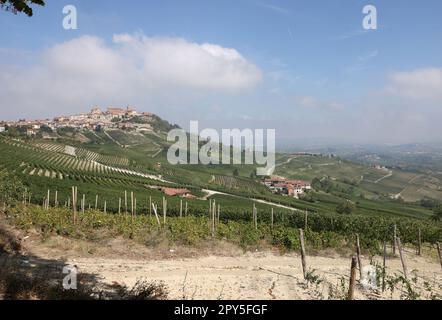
[161,188,191,197]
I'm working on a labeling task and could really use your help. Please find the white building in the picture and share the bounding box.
[0,126,5,133]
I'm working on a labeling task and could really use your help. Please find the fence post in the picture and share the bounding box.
[417,229,421,256]
[382,241,387,292]
[46,190,50,210]
[152,203,161,228]
[437,243,442,270]
[347,256,357,300]
[149,196,152,217]
[356,234,363,280]
[396,237,408,279]
[299,229,307,280]
[304,210,308,230]
[124,190,127,214]
[393,224,397,255]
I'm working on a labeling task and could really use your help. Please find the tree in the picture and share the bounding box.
[336,200,355,215]
[232,168,239,177]
[0,170,25,205]
[0,0,45,17]
[431,206,442,222]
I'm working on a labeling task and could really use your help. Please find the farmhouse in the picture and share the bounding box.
[161,187,193,198]
[263,178,311,198]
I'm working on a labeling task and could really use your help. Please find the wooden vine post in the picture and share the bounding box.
[118,198,121,214]
[163,197,167,224]
[149,196,152,217]
[382,241,387,292]
[304,210,308,230]
[396,237,408,279]
[271,208,274,229]
[124,190,128,214]
[417,229,421,256]
[180,199,183,218]
[347,256,357,300]
[299,229,307,280]
[95,194,98,209]
[393,224,397,255]
[356,234,363,280]
[71,186,77,224]
[437,243,442,270]
[152,203,161,228]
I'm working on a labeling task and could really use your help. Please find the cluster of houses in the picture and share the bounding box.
[0,107,155,136]
[263,177,312,198]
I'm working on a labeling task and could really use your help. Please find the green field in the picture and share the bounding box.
[0,128,440,221]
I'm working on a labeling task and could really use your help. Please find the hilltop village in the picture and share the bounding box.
[0,107,155,136]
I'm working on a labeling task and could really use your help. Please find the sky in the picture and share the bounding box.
[0,0,442,145]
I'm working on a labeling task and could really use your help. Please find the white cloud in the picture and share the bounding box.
[297,96,344,111]
[0,34,262,119]
[386,67,442,101]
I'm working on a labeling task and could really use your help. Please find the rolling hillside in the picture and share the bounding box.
[0,122,438,221]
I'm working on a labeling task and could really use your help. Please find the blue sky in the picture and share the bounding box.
[1,0,442,145]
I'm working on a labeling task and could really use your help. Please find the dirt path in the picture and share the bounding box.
[61,250,441,300]
[375,171,393,184]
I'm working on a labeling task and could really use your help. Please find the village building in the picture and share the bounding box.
[263,178,311,198]
[0,126,5,133]
[161,187,193,198]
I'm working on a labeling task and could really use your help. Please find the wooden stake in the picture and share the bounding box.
[163,197,167,224]
[393,224,397,255]
[185,202,188,216]
[54,190,58,207]
[271,208,274,229]
[396,237,408,279]
[180,199,183,218]
[118,198,121,214]
[253,204,258,230]
[299,229,307,280]
[152,203,161,228]
[104,201,107,214]
[437,243,442,270]
[95,195,98,209]
[82,194,85,214]
[131,191,134,216]
[356,234,363,280]
[304,210,308,230]
[46,190,50,210]
[347,256,358,300]
[124,190,127,214]
[217,204,220,224]
[417,229,421,256]
[149,196,152,217]
[382,241,387,292]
